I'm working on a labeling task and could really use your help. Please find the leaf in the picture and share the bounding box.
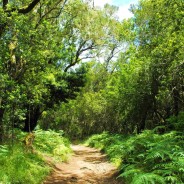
[131,173,165,184]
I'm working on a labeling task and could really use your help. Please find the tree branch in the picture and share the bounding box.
[64,41,96,72]
[35,0,67,29]
[18,0,40,13]
[5,0,40,14]
[3,0,8,9]
[18,0,40,14]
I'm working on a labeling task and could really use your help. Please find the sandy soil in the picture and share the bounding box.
[44,145,122,184]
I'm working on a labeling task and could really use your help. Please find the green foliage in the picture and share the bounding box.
[0,144,50,184]
[53,0,184,138]
[85,130,184,184]
[167,112,184,131]
[131,173,165,184]
[0,129,71,184]
[34,129,72,161]
[0,0,184,182]
[0,0,124,135]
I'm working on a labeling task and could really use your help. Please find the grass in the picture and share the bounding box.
[0,129,72,184]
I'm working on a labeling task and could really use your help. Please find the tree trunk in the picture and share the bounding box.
[23,106,41,132]
[137,111,147,133]
[173,87,180,116]
[0,108,5,143]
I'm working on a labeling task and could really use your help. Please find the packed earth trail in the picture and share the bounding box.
[44,145,122,184]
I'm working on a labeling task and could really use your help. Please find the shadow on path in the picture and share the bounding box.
[44,145,122,184]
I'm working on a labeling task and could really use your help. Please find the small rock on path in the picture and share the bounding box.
[44,145,122,184]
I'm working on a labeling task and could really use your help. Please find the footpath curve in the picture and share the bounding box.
[44,145,122,184]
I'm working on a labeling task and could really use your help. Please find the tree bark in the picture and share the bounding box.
[173,87,180,116]
[0,108,5,143]
[5,0,41,14]
[23,106,41,132]
[3,0,8,9]
[18,0,40,14]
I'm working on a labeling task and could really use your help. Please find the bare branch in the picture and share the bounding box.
[35,0,67,29]
[64,41,96,72]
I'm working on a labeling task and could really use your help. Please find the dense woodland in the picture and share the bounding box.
[0,0,184,183]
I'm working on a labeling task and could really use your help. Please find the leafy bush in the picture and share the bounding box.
[85,130,184,184]
[167,112,184,131]
[0,144,50,184]
[0,129,71,184]
[85,132,125,166]
[34,129,72,161]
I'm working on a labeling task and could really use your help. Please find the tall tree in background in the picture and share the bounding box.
[0,0,125,141]
[47,0,184,137]
[129,0,184,131]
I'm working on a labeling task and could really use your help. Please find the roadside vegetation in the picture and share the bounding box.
[86,129,184,184]
[0,129,71,184]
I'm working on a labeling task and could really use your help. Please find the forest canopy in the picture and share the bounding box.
[0,0,183,139]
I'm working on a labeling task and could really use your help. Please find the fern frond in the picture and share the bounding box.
[118,168,142,179]
[153,169,172,176]
[0,145,9,156]
[165,175,181,184]
[131,173,165,184]
[85,131,184,183]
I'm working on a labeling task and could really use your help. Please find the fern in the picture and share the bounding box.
[118,166,142,179]
[33,129,72,160]
[131,173,165,184]
[165,175,182,184]
[85,129,184,184]
[0,145,9,156]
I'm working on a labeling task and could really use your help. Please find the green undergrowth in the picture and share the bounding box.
[85,130,184,184]
[0,129,71,184]
[33,130,72,161]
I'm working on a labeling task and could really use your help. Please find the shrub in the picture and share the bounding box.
[85,130,184,184]
[33,129,72,161]
[0,129,71,184]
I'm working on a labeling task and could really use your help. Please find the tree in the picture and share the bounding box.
[0,0,126,142]
[130,0,184,130]
[49,0,184,137]
[0,0,82,138]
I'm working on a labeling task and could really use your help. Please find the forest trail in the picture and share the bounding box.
[44,145,122,184]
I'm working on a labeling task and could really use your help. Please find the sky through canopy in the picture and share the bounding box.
[94,0,139,19]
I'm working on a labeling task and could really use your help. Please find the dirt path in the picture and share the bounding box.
[44,145,122,184]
